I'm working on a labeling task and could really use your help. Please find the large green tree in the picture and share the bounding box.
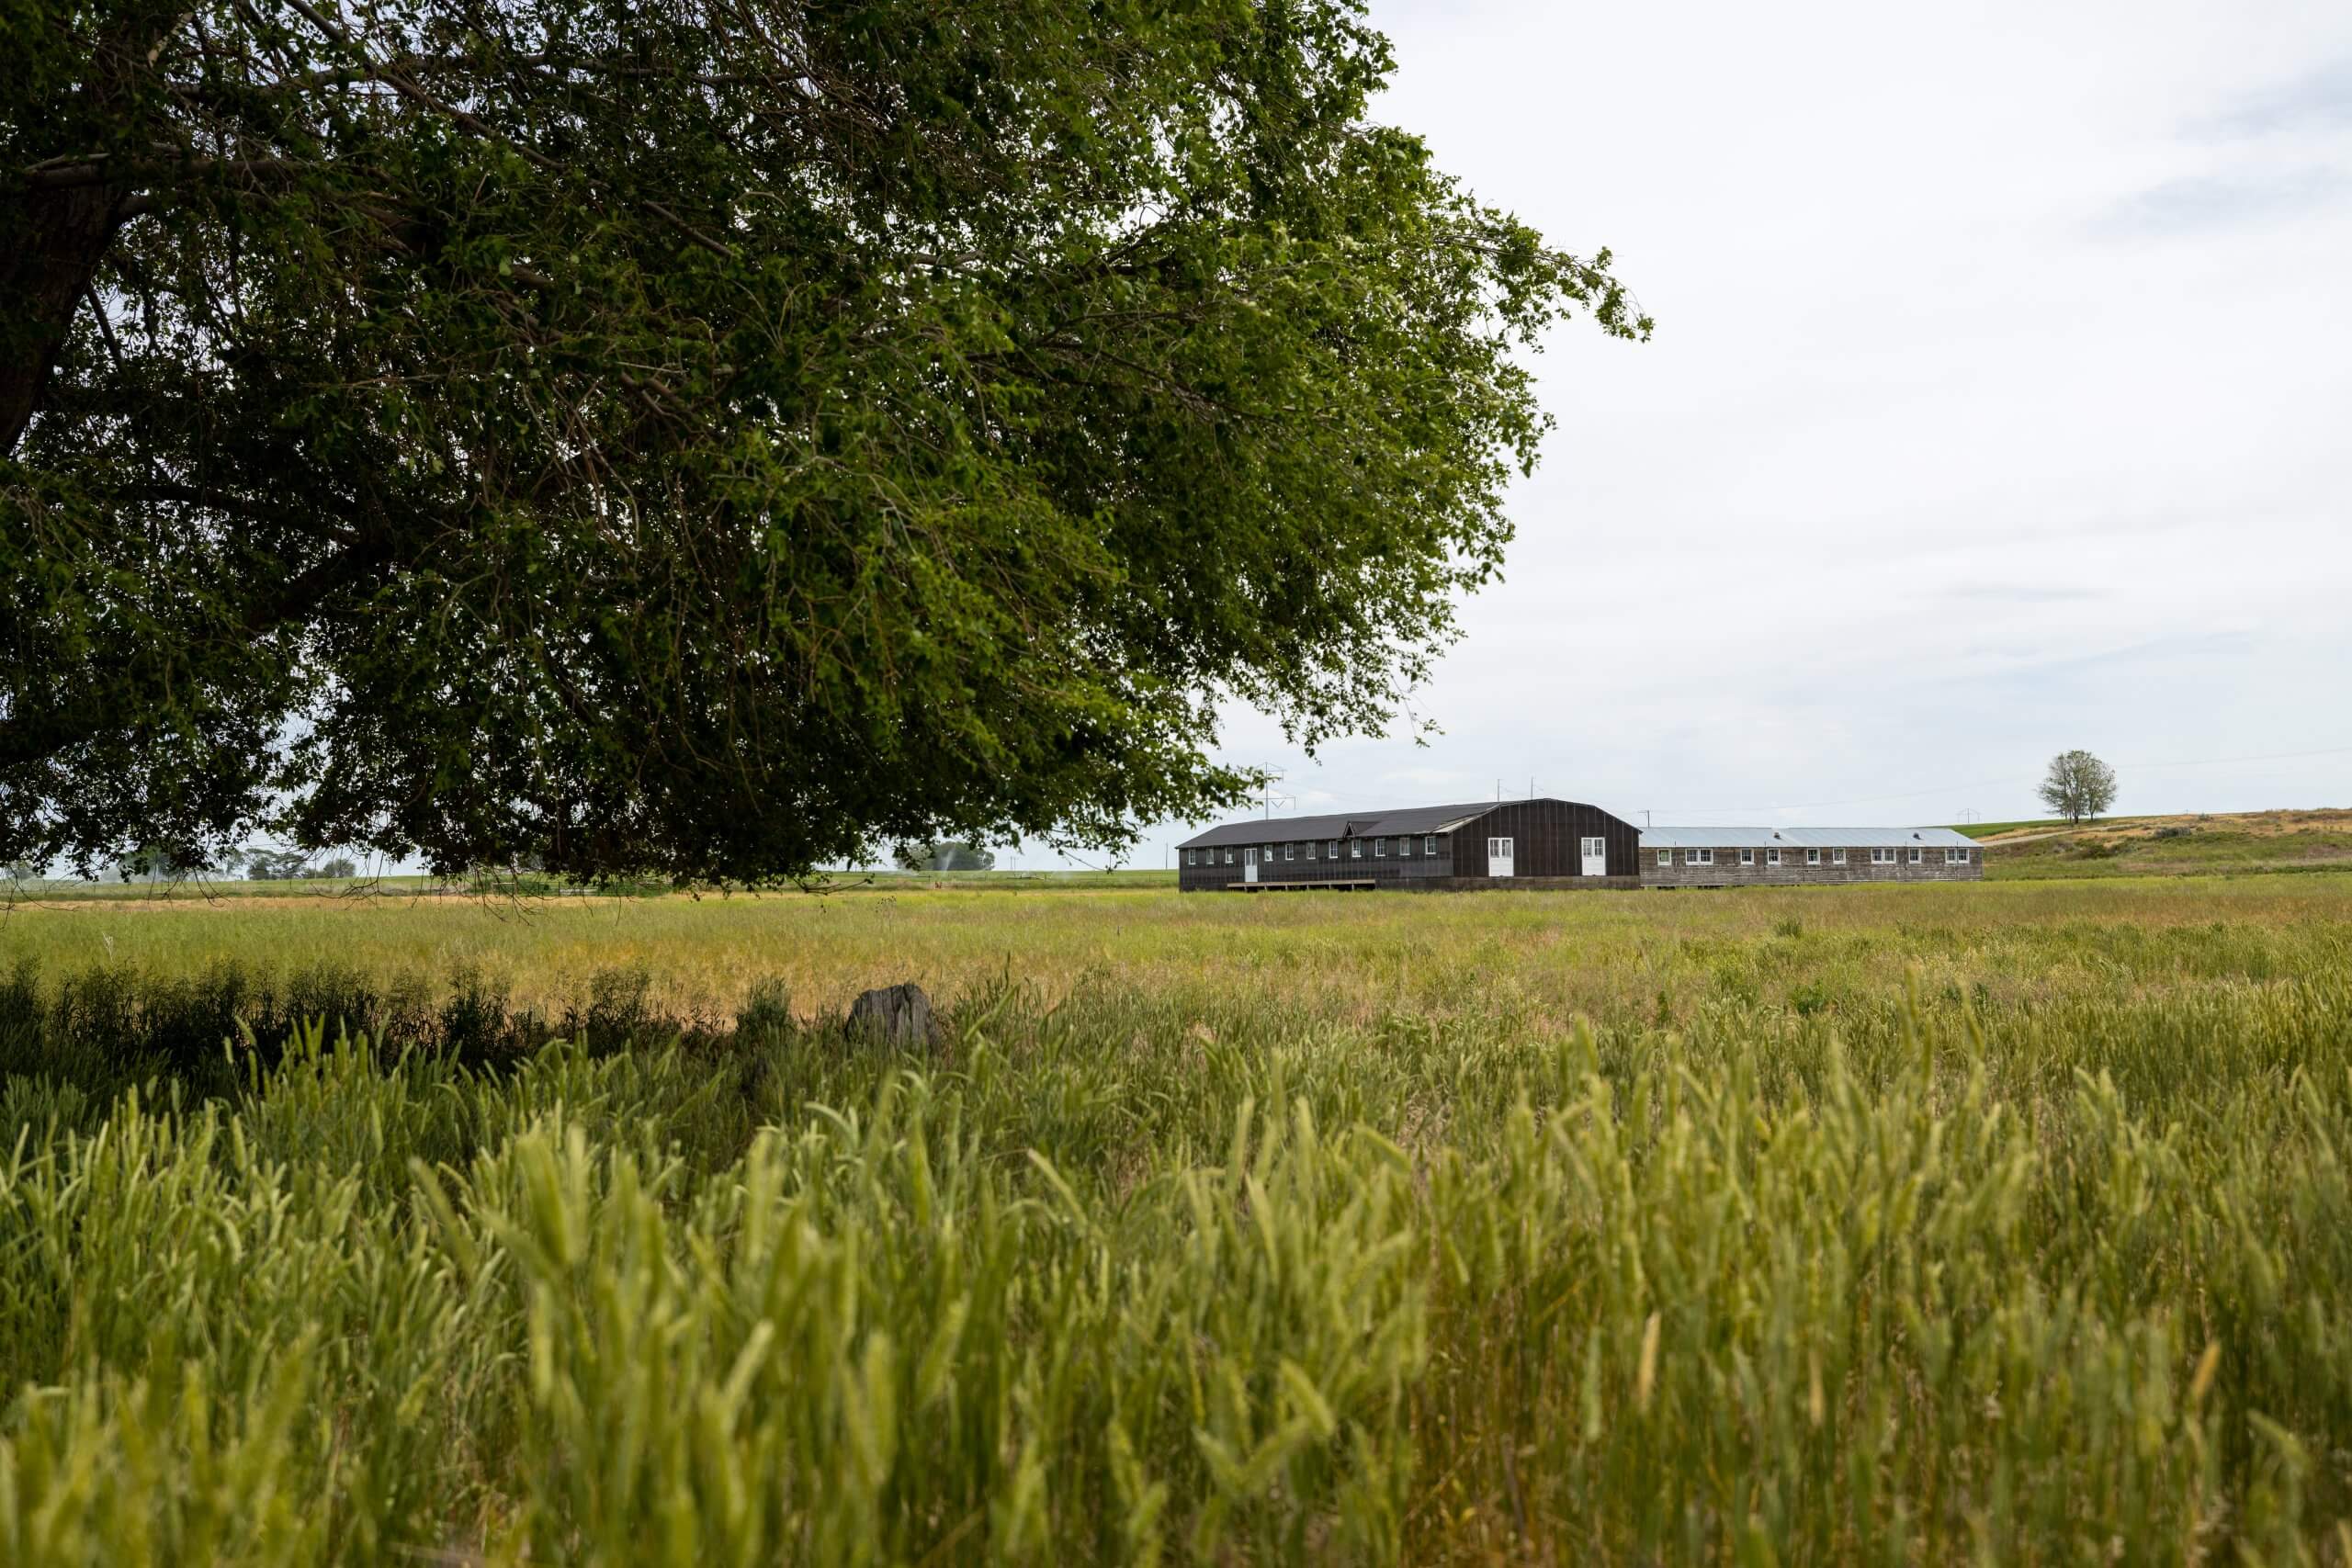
[2,0,1645,883]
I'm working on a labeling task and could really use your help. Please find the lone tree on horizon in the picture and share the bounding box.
[1,1,1646,886]
[2039,750,2120,826]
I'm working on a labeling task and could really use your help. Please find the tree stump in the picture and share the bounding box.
[845,983,941,1050]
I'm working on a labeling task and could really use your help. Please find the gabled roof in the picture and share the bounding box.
[1179,799,1526,850]
[1640,825,1976,850]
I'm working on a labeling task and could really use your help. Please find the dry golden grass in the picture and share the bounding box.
[1980,807,2352,844]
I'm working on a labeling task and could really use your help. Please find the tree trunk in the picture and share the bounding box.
[0,183,122,456]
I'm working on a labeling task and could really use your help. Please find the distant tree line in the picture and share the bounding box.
[893,841,997,874]
[113,846,357,882]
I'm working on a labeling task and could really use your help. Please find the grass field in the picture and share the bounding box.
[1970,809,2352,881]
[4,874,2351,1562]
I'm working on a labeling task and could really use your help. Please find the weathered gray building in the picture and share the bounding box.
[1637,827,1983,887]
[1177,798,1641,892]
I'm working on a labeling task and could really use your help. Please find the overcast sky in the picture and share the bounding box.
[1054,0,2352,869]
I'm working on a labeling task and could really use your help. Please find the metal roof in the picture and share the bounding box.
[1640,825,1977,850]
[1178,799,1543,849]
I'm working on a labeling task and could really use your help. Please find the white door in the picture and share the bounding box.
[1243,848,1258,884]
[1487,836,1515,877]
[1581,835,1607,876]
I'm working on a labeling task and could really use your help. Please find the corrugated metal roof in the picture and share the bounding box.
[1640,826,1977,850]
[1178,800,1520,849]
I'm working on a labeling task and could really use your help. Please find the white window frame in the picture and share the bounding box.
[1283,842,1294,861]
[1657,848,1672,867]
[1767,848,1781,866]
[1833,849,1847,865]
[1687,847,1713,866]
[1224,847,1235,864]
[1487,836,1516,861]
[1425,835,1438,856]
[1374,837,1387,857]
[1805,848,1821,866]
[1401,836,1414,857]
[1351,839,1363,859]
[1871,847,1894,864]
[1908,846,1923,864]
[1946,847,1971,864]
[1740,848,1755,866]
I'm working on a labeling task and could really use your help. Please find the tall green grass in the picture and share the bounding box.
[4,891,2352,1562]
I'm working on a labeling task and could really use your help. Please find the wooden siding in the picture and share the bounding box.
[1178,799,1642,892]
[1177,831,1457,893]
[1638,845,1984,887]
[1451,800,1642,881]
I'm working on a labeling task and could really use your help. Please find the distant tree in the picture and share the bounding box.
[2,1,1645,887]
[893,840,997,874]
[115,843,187,881]
[2039,750,2119,826]
[243,848,311,881]
[311,856,357,879]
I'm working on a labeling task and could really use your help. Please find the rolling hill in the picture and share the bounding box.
[1951,807,2352,879]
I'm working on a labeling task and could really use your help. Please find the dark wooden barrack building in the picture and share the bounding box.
[1177,798,1642,892]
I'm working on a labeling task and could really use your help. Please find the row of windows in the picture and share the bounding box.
[1655,846,1973,867]
[1185,835,1444,868]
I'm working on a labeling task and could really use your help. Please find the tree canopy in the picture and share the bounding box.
[2039,750,2119,827]
[2,0,1645,883]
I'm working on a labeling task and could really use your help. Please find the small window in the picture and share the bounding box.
[1351,839,1363,859]
[1688,848,1713,866]
[1908,846,1923,864]
[1425,835,1437,856]
[1283,842,1294,861]
[1374,837,1387,857]
[1767,848,1781,866]
[1946,847,1970,864]
[1872,847,1894,864]
[1223,847,1234,864]
[1401,836,1414,857]
[1805,848,1821,866]
[1833,849,1847,865]
[1657,848,1672,867]
[1326,841,1338,860]
[1740,848,1755,866]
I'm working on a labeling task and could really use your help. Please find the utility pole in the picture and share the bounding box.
[1644,808,1652,828]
